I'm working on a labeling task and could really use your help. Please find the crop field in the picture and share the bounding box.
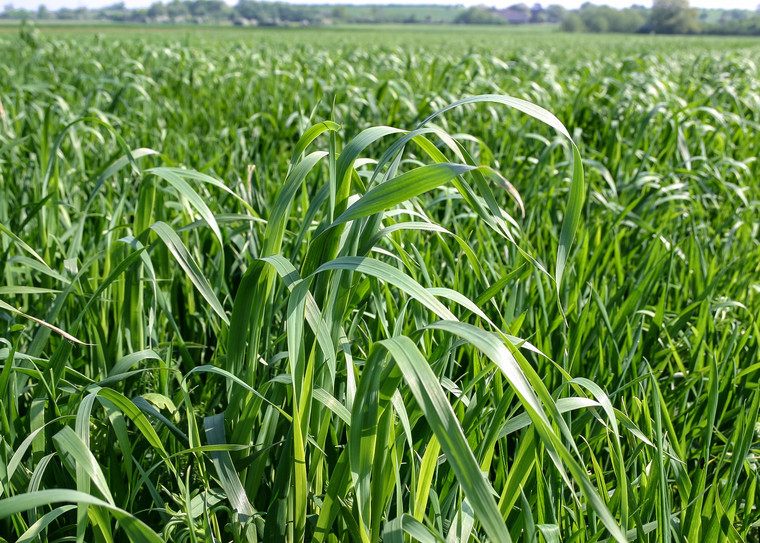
[0,24,759,543]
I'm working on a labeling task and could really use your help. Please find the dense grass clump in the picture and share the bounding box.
[0,27,758,542]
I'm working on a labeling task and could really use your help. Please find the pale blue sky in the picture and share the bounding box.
[13,0,760,13]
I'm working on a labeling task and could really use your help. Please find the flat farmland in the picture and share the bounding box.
[0,25,758,542]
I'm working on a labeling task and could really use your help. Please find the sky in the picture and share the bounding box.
[14,0,760,13]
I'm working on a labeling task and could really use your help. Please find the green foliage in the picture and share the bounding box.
[648,0,701,34]
[0,27,759,543]
[561,12,587,32]
[0,1,467,26]
[454,7,507,25]
[562,4,647,33]
[2,0,758,35]
[557,0,758,35]
[701,9,760,35]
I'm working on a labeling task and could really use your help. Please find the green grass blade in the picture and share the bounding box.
[377,336,512,543]
[150,221,229,325]
[0,490,161,543]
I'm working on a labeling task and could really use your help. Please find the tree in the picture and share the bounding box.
[561,12,586,31]
[37,4,51,19]
[612,8,645,31]
[166,0,189,21]
[331,5,348,21]
[530,3,546,22]
[454,6,507,24]
[147,1,167,19]
[545,4,566,22]
[648,0,699,33]
[236,0,259,20]
[586,12,609,31]
[56,8,75,19]
[187,1,207,18]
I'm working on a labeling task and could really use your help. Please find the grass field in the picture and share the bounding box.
[0,25,759,543]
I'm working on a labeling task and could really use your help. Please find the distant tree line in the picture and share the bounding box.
[698,5,760,35]
[561,0,760,35]
[448,0,760,34]
[0,1,463,26]
[1,0,758,34]
[2,1,325,26]
[561,4,649,33]
[454,3,567,25]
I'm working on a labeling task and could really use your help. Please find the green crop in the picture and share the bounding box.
[0,26,758,543]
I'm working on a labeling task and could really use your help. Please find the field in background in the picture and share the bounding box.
[0,25,759,542]
[2,22,760,51]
